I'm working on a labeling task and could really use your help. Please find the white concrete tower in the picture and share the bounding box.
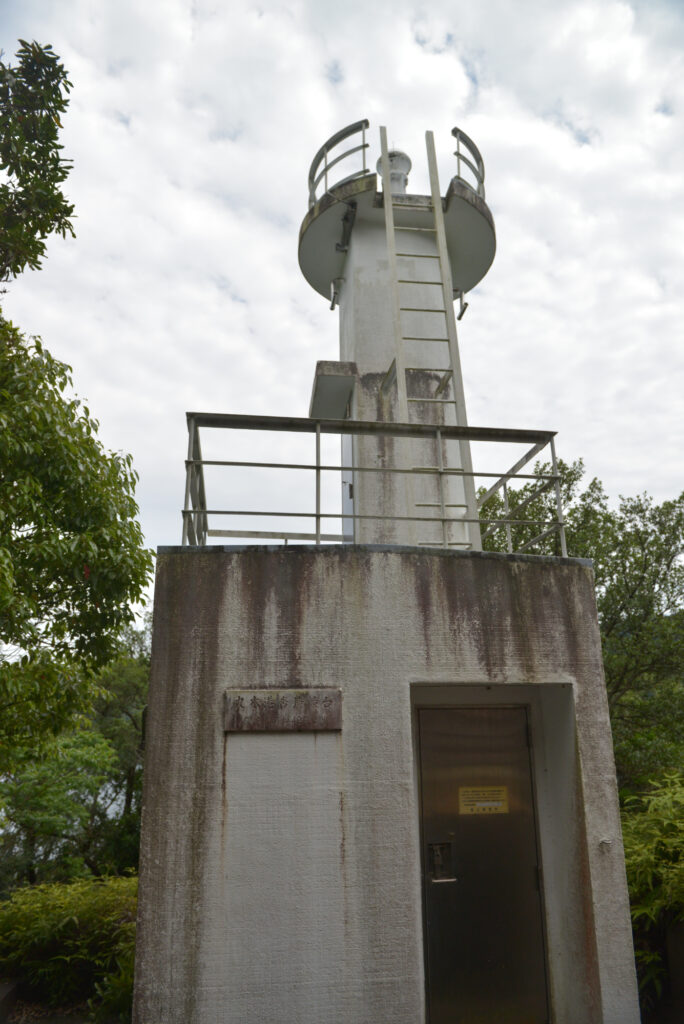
[133,119,642,1024]
[299,122,496,548]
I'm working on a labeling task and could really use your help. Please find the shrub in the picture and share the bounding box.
[622,772,684,1014]
[0,875,136,1020]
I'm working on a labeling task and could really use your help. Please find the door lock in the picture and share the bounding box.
[428,842,458,883]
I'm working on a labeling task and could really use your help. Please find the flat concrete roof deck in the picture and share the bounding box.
[160,543,593,569]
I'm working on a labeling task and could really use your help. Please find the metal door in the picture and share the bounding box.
[418,707,548,1024]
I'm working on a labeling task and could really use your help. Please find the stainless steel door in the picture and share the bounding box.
[418,707,548,1024]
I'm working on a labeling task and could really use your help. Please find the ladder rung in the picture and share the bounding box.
[400,307,446,313]
[402,336,449,342]
[417,541,472,549]
[398,279,443,285]
[392,204,434,211]
[407,397,456,404]
[398,226,437,233]
[396,252,439,258]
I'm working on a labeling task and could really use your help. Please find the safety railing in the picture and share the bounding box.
[182,413,567,557]
[307,121,486,209]
[307,119,371,209]
[452,127,485,199]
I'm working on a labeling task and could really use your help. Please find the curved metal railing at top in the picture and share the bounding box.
[307,121,486,209]
[451,127,485,199]
[308,119,371,209]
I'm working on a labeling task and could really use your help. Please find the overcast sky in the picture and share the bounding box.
[2,0,683,560]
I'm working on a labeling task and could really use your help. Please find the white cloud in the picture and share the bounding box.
[2,0,682,565]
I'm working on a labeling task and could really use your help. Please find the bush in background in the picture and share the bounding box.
[0,875,136,1021]
[622,772,684,1015]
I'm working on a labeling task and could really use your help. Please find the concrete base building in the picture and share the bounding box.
[133,123,640,1023]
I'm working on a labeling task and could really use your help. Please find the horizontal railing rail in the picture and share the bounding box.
[306,122,488,211]
[451,127,485,199]
[308,119,372,209]
[181,413,567,556]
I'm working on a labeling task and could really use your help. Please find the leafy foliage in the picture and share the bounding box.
[0,40,75,282]
[0,39,152,762]
[0,731,118,892]
[0,876,137,1019]
[481,460,684,718]
[612,679,684,793]
[0,319,153,761]
[0,41,144,1021]
[0,624,150,892]
[622,773,684,1011]
[93,622,150,817]
[482,461,684,1017]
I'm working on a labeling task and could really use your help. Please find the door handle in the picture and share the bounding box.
[428,842,456,882]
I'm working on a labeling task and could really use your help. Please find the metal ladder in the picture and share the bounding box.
[378,126,482,550]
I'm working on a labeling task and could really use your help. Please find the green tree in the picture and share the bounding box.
[93,621,150,806]
[481,462,684,1015]
[0,731,118,891]
[480,461,684,720]
[0,40,75,281]
[622,773,684,1013]
[87,622,150,873]
[0,323,153,761]
[612,679,684,794]
[0,623,150,892]
[0,41,152,764]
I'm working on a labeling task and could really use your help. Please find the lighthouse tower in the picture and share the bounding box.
[301,123,495,548]
[133,123,641,1024]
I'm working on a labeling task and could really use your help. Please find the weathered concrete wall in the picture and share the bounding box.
[134,546,640,1024]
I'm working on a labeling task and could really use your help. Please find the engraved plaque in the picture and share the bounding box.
[224,688,342,733]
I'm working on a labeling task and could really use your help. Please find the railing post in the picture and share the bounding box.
[193,426,207,546]
[362,123,366,172]
[549,436,568,557]
[315,422,321,545]
[503,479,513,554]
[182,416,196,546]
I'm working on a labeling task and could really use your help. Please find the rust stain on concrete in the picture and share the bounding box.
[220,733,228,888]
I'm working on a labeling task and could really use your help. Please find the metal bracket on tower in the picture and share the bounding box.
[335,201,357,253]
[330,277,344,311]
[455,291,469,321]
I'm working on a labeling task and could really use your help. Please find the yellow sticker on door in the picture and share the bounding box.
[459,785,509,814]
